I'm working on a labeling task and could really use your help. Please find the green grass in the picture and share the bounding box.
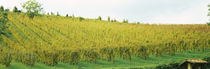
[1,50,209,69]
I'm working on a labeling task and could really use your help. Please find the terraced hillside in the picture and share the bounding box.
[0,12,209,69]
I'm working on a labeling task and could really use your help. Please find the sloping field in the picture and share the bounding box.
[0,12,209,68]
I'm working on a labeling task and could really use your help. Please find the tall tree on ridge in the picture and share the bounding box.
[22,0,43,18]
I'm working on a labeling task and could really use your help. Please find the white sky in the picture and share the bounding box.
[0,0,209,24]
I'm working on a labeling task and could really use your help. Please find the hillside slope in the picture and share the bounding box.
[0,12,209,68]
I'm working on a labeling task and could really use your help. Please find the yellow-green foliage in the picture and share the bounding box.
[0,47,12,67]
[0,12,209,66]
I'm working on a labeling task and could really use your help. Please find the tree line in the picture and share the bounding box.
[1,0,132,23]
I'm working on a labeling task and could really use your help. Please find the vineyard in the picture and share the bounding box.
[0,12,209,68]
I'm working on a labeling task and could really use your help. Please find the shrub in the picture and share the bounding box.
[207,22,210,26]
[79,17,85,21]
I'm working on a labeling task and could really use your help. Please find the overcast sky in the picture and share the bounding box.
[0,0,209,24]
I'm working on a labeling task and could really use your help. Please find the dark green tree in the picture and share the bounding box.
[66,14,68,17]
[5,9,9,12]
[123,19,128,23]
[79,17,85,21]
[0,6,4,12]
[56,12,60,16]
[47,12,49,15]
[108,16,110,22]
[22,0,43,18]
[113,19,117,22]
[13,6,21,13]
[123,19,126,23]
[51,12,54,15]
[98,16,102,20]
[13,6,18,12]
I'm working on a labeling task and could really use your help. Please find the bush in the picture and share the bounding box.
[79,17,85,21]
[207,22,210,26]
